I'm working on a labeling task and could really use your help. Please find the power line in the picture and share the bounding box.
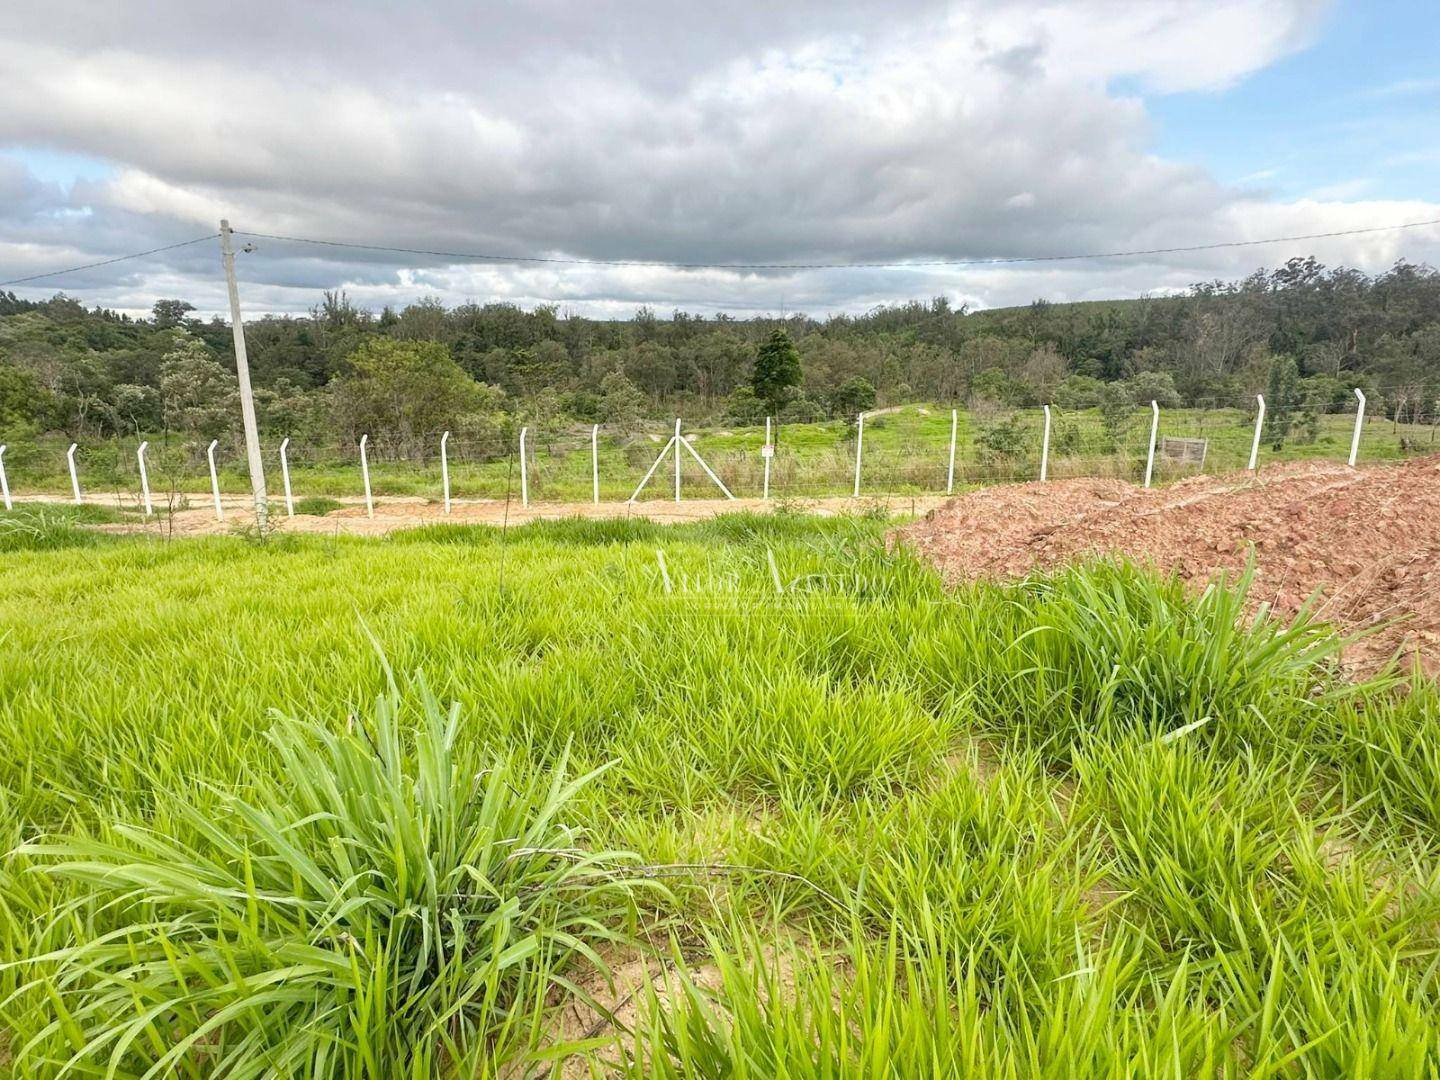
[4,216,1439,288]
[236,217,1440,271]
[0,234,220,287]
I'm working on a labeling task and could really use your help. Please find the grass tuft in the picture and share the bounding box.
[7,672,652,1076]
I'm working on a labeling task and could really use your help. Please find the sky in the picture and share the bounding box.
[1,0,1437,320]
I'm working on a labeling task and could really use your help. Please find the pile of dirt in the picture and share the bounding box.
[894,455,1440,676]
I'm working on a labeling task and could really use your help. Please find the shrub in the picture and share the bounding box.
[11,677,649,1075]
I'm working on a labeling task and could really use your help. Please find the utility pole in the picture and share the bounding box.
[219,220,268,530]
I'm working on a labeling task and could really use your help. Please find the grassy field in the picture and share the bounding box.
[5,402,1435,508]
[2,507,1440,1074]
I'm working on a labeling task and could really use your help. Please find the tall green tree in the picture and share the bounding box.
[329,339,499,455]
[1263,355,1303,450]
[751,329,803,413]
[829,376,876,421]
[158,336,239,440]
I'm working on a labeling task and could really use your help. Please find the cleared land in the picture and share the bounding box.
[897,454,1440,675]
[2,507,1440,1073]
[9,491,947,535]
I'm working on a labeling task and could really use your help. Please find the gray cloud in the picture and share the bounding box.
[2,0,1436,318]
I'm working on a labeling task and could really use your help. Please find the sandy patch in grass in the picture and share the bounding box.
[16,492,949,537]
[530,943,805,1079]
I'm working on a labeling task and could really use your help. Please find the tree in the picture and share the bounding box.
[829,376,876,421]
[512,340,570,397]
[151,300,196,330]
[779,393,825,423]
[159,336,239,439]
[1124,371,1182,409]
[722,385,767,425]
[1262,355,1303,450]
[751,329,802,412]
[1019,343,1067,402]
[1098,382,1133,448]
[329,339,497,455]
[1054,374,1104,409]
[0,360,55,433]
[598,370,645,431]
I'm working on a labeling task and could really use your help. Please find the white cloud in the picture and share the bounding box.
[1,0,1435,318]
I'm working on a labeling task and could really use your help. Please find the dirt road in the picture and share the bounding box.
[12,491,947,536]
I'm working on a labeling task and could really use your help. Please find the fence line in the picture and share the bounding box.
[5,391,1435,515]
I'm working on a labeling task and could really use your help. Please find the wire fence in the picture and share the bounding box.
[2,398,1437,515]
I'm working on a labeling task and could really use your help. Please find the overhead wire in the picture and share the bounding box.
[4,216,1438,288]
[0,234,220,287]
[234,217,1440,271]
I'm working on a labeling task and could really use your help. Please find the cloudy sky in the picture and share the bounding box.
[2,0,1438,319]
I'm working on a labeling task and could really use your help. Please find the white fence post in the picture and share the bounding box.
[1143,400,1160,489]
[358,434,373,517]
[763,416,772,500]
[207,439,224,520]
[136,441,153,516]
[674,418,682,502]
[1349,388,1367,467]
[1040,405,1052,482]
[279,437,295,517]
[591,424,600,504]
[519,426,529,507]
[946,408,958,494]
[1248,394,1266,471]
[440,431,451,514]
[853,412,865,498]
[0,445,11,511]
[67,443,82,504]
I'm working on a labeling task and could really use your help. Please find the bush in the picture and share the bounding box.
[1054,374,1105,409]
[723,385,768,425]
[1124,371,1182,409]
[11,677,650,1075]
[778,393,825,424]
[977,414,1028,463]
[829,376,877,421]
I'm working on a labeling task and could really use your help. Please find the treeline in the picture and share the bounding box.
[2,256,1438,453]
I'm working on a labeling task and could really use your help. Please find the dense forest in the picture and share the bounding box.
[2,256,1438,451]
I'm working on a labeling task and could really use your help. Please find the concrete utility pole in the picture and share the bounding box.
[219,220,268,529]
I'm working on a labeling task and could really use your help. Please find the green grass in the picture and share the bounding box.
[292,494,345,516]
[1,516,1439,1074]
[0,503,128,552]
[8,402,1436,505]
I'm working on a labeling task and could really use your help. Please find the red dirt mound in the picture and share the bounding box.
[894,455,1440,676]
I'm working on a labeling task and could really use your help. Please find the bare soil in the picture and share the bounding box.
[0,492,950,538]
[10,492,947,537]
[893,455,1440,676]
